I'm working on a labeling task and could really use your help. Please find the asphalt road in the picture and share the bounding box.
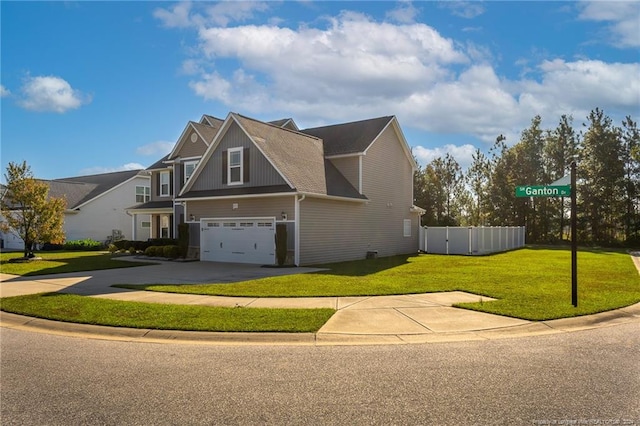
[2,324,639,425]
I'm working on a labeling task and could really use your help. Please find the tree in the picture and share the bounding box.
[465,149,491,226]
[620,116,640,242]
[578,109,624,244]
[543,115,577,241]
[0,161,66,257]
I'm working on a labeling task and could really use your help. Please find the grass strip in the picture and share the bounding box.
[1,251,153,276]
[116,248,640,321]
[0,293,334,333]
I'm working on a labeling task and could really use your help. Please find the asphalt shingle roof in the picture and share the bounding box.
[48,170,143,209]
[234,114,330,195]
[301,116,394,156]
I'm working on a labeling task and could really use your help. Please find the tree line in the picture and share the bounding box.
[414,108,640,246]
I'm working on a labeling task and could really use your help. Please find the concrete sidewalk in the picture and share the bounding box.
[1,257,640,345]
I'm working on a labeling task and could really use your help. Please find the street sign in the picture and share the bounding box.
[515,185,571,197]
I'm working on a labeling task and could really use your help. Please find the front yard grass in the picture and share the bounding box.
[0,251,153,276]
[0,293,334,333]
[117,248,640,321]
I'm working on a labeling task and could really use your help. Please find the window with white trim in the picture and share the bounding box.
[184,160,198,182]
[228,147,243,185]
[141,221,151,228]
[160,171,170,197]
[403,219,412,237]
[135,186,150,203]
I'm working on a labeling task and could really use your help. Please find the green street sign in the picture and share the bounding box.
[515,185,571,197]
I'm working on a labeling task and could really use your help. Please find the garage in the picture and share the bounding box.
[200,218,275,264]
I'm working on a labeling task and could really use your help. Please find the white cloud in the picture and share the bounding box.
[440,1,485,19]
[0,85,10,97]
[80,163,146,175]
[136,141,174,156]
[153,1,194,28]
[19,75,90,113]
[386,1,419,24]
[154,1,269,28]
[578,1,640,48]
[158,3,639,148]
[413,144,477,168]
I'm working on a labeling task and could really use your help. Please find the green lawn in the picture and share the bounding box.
[117,248,640,321]
[0,293,334,333]
[0,251,153,276]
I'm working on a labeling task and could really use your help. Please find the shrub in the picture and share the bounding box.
[144,246,159,257]
[275,224,287,266]
[108,244,118,253]
[178,223,189,258]
[128,246,137,255]
[63,239,104,251]
[163,245,180,259]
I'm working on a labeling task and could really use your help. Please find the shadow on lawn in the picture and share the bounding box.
[525,244,628,255]
[2,254,152,277]
[310,254,414,277]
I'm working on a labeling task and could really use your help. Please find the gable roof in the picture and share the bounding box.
[48,170,145,210]
[200,114,224,127]
[269,118,299,131]
[234,114,327,195]
[167,120,223,161]
[180,113,364,200]
[301,116,394,157]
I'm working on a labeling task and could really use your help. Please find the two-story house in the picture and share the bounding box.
[1,170,151,250]
[128,112,423,265]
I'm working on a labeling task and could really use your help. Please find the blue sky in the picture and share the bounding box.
[1,1,639,180]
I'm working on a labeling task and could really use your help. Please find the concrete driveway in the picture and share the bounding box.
[2,257,639,345]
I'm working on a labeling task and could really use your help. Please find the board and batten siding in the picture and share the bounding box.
[328,156,360,193]
[186,196,296,222]
[190,122,288,191]
[360,123,419,257]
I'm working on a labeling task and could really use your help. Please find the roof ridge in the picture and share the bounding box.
[301,115,394,132]
[54,169,142,181]
[232,113,323,142]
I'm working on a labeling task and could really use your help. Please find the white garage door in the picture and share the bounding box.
[200,218,275,265]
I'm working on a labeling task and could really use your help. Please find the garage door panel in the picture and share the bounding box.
[200,218,275,264]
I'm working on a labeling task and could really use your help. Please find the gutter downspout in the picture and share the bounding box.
[295,194,305,266]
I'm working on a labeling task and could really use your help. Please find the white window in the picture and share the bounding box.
[403,219,412,237]
[228,148,243,185]
[141,221,151,228]
[135,186,150,203]
[184,161,198,182]
[160,171,170,197]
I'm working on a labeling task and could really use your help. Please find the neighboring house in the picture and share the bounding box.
[1,170,151,250]
[128,112,424,265]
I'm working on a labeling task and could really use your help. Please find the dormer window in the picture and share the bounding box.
[228,147,243,185]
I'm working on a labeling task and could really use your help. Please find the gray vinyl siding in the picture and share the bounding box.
[299,197,368,265]
[299,124,418,265]
[175,129,208,159]
[329,156,360,192]
[361,124,419,256]
[190,122,288,191]
[186,196,296,222]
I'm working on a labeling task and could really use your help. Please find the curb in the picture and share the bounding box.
[2,302,639,346]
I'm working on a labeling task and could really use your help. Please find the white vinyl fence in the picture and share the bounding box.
[419,226,526,255]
